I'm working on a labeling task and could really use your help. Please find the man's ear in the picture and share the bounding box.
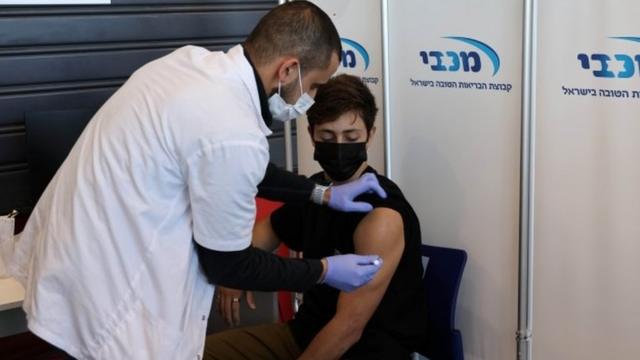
[367,126,377,148]
[276,57,300,84]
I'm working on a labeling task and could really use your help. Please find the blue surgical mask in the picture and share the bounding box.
[268,64,315,122]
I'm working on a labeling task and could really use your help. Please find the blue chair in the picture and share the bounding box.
[419,244,467,360]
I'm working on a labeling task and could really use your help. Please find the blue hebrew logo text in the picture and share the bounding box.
[418,36,501,77]
[340,38,370,71]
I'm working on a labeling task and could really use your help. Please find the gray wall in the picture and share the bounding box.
[0,0,294,336]
[0,0,295,214]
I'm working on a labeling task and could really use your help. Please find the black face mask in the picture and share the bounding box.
[313,142,368,182]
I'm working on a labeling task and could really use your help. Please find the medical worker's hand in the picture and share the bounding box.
[321,254,383,292]
[215,286,256,327]
[327,173,387,212]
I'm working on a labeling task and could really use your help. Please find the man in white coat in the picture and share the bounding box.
[0,2,386,359]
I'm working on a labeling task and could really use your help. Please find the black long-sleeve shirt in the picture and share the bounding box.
[196,244,323,292]
[257,162,315,203]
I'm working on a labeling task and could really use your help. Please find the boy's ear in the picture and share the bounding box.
[367,126,377,146]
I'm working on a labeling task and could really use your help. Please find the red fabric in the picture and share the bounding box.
[255,197,283,221]
[255,198,295,322]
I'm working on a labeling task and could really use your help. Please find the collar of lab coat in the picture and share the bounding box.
[227,44,273,137]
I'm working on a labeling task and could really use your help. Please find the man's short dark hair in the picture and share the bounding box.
[307,74,378,134]
[244,1,342,71]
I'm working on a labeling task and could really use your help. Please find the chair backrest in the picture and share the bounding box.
[420,244,467,360]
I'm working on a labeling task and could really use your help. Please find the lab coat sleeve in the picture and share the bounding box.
[187,139,268,251]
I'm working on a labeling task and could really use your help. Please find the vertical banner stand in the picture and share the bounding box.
[278,0,300,314]
[517,0,537,359]
[281,0,294,172]
[381,0,392,178]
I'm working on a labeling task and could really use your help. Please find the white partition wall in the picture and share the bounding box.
[297,0,385,176]
[295,1,640,358]
[386,1,523,359]
[534,1,640,358]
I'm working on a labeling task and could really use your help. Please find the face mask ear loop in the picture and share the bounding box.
[297,64,304,97]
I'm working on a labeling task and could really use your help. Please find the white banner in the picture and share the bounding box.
[297,0,384,176]
[534,1,640,358]
[387,1,523,359]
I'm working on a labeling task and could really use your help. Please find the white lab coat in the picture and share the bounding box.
[0,44,272,359]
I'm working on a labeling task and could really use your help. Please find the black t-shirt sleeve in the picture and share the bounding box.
[354,179,407,215]
[359,195,404,214]
[257,162,316,203]
[270,203,305,251]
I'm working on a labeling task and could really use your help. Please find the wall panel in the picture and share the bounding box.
[0,0,280,214]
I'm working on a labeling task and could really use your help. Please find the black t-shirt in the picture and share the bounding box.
[270,167,428,359]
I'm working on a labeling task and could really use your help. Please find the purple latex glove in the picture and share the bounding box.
[328,173,387,212]
[322,254,383,292]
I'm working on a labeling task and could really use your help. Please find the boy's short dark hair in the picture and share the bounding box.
[244,1,342,72]
[307,74,378,134]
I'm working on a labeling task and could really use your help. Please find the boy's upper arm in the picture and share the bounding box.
[333,207,405,328]
[252,217,282,252]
